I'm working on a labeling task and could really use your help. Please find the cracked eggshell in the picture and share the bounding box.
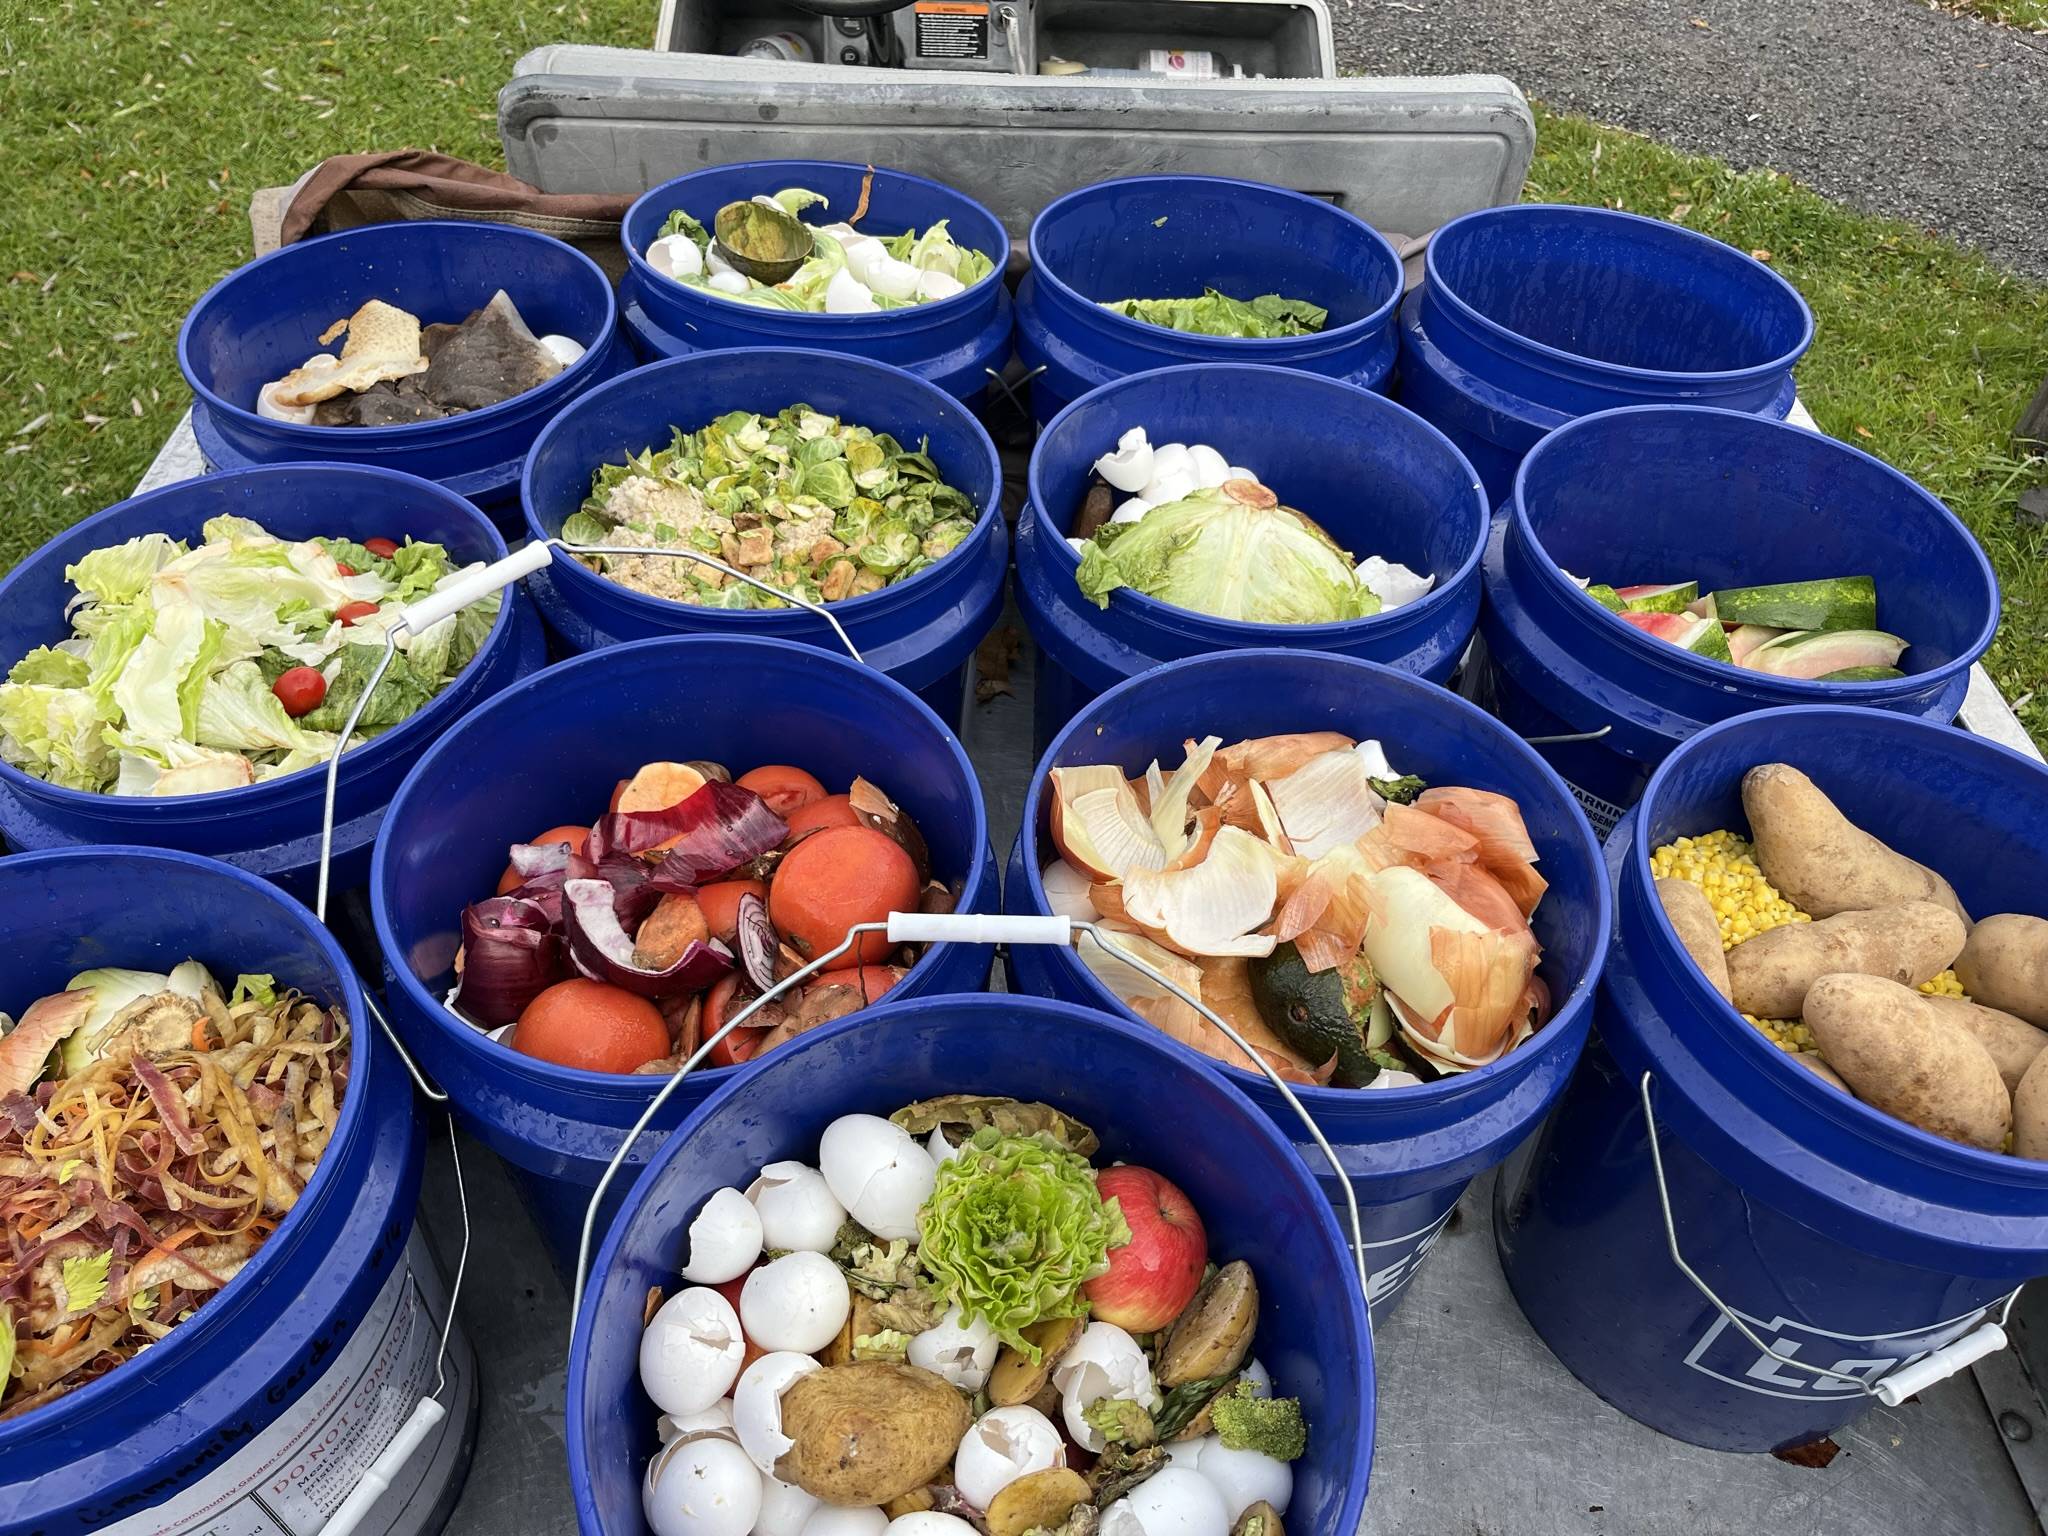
[826,267,881,315]
[733,1351,824,1472]
[818,1114,936,1240]
[1140,467,1198,507]
[883,1517,977,1535]
[953,1404,1066,1510]
[658,1401,737,1444]
[740,1251,851,1354]
[640,1288,749,1416]
[1054,1322,1157,1451]
[1186,444,1231,489]
[649,234,705,280]
[755,1471,824,1536]
[907,1305,1001,1391]
[539,333,586,367]
[1099,1467,1229,1536]
[801,1509,889,1536]
[1109,497,1153,526]
[642,1433,763,1536]
[866,255,922,301]
[708,271,751,295]
[680,1187,765,1285]
[925,1126,963,1172]
[916,269,965,302]
[1226,465,1258,485]
[747,1162,847,1253]
[1195,1439,1293,1520]
[1093,427,1155,493]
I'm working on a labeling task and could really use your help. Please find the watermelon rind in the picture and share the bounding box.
[1617,581,1700,614]
[1746,628,1908,679]
[1817,664,1907,682]
[1709,576,1878,632]
[1584,584,1625,612]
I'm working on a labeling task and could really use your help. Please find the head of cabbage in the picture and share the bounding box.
[1074,480,1382,625]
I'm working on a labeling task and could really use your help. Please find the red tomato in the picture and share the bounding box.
[769,826,918,970]
[336,561,358,577]
[511,979,668,1074]
[364,537,400,560]
[697,879,769,945]
[704,974,768,1067]
[334,600,379,627]
[496,824,593,895]
[735,765,827,818]
[271,666,327,718]
[784,794,860,837]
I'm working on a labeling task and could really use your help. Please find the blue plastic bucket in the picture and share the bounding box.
[179,220,627,539]
[372,634,998,1269]
[1400,205,1815,503]
[519,348,1007,731]
[0,847,467,1536]
[1016,174,1405,427]
[1004,648,1611,1315]
[1016,363,1488,757]
[1499,706,2048,1452]
[567,992,1375,1535]
[0,464,545,900]
[618,161,1013,408]
[1482,405,1999,836]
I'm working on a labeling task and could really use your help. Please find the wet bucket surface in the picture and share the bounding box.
[1482,404,1999,836]
[618,161,1013,407]
[1498,706,2048,1452]
[1004,648,1611,1315]
[0,847,465,1536]
[1015,174,1404,426]
[1400,204,1814,503]
[520,348,1007,732]
[566,993,1375,1536]
[371,634,998,1269]
[0,463,545,901]
[1016,362,1488,758]
[179,220,624,538]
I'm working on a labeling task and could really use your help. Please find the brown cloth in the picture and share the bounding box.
[279,151,635,278]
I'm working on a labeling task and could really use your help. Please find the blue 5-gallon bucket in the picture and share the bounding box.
[0,464,545,900]
[372,634,998,1269]
[179,219,627,539]
[1499,706,2048,1452]
[1016,175,1405,427]
[1004,649,1611,1315]
[1016,363,1488,757]
[520,348,1006,731]
[1483,405,1999,835]
[568,993,1375,1536]
[1400,205,1815,503]
[0,847,471,1536]
[618,161,1013,408]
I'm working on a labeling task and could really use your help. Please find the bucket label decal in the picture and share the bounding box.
[1563,778,1628,841]
[1683,1302,1988,1402]
[1365,1208,1456,1310]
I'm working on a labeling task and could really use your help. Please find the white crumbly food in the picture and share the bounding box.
[592,476,835,603]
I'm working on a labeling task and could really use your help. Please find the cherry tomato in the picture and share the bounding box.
[735,765,827,818]
[272,666,328,718]
[334,600,379,627]
[363,537,400,560]
[336,561,358,577]
[769,826,919,970]
[704,974,768,1067]
[783,794,860,838]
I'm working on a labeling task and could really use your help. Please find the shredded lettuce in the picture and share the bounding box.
[1103,288,1328,339]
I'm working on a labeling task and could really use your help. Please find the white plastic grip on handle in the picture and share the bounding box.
[317,1397,447,1536]
[399,542,554,635]
[885,912,1073,946]
[1872,1323,2009,1407]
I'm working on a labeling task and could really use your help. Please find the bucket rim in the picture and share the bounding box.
[1025,361,1488,643]
[176,218,619,444]
[0,461,515,816]
[519,347,1004,630]
[369,632,995,1094]
[0,844,373,1449]
[1508,403,2001,703]
[1016,645,1613,1111]
[1425,203,1816,387]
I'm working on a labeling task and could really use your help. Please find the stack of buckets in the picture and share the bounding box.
[2,151,2039,1536]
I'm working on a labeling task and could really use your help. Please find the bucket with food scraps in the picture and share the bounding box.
[1004,647,1611,1314]
[520,348,1006,732]
[0,846,472,1536]
[0,463,545,900]
[371,633,998,1270]
[1482,404,2000,836]
[1015,175,1405,428]
[1016,362,1488,758]
[179,219,626,539]
[620,163,1013,410]
[1499,706,2048,1453]
[1398,204,1815,503]
[568,992,1375,1536]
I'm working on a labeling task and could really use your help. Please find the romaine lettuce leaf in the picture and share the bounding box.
[1102,288,1328,339]
[63,533,183,605]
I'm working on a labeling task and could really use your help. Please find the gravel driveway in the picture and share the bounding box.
[1333,0,2048,279]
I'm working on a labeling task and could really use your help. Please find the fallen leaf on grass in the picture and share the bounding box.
[1750,248,1773,262]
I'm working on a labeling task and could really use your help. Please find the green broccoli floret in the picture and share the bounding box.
[1082,1395,1157,1447]
[1369,774,1427,806]
[1210,1381,1308,1461]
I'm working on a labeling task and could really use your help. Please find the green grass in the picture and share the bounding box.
[1931,0,2048,30]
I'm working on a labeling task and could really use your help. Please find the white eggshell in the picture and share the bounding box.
[708,271,751,295]
[826,267,881,315]
[1161,1440,1202,1468]
[802,1509,890,1536]
[1353,555,1436,612]
[642,1434,762,1536]
[1066,536,1090,556]
[844,239,890,286]
[818,222,863,241]
[1109,497,1153,526]
[539,334,586,367]
[884,1517,977,1535]
[706,244,737,277]
[1099,1468,1229,1536]
[256,376,320,425]
[747,1162,847,1253]
[1195,1439,1294,1519]
[1186,444,1231,488]
[908,1306,1001,1391]
[1055,1322,1157,1451]
[1093,426,1155,493]
[650,234,705,280]
[658,1401,736,1444]
[1225,465,1258,485]
[953,1404,1066,1510]
[818,1115,936,1240]
[925,1126,963,1171]
[740,1252,851,1354]
[916,269,965,302]
[1138,467,1197,506]
[639,1288,748,1415]
[1243,1358,1273,1395]
[733,1351,823,1472]
[755,1471,823,1536]
[680,1187,764,1284]
[866,255,922,300]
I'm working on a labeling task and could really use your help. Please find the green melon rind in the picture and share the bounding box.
[1708,576,1878,632]
[1584,584,1624,612]
[1682,614,1734,663]
[1618,582,1700,615]
[1746,628,1908,679]
[1816,664,1908,682]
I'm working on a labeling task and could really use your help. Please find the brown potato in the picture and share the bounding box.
[1656,878,1730,1001]
[1742,764,1968,923]
[986,1467,1092,1536]
[821,1293,880,1368]
[1726,902,1964,1020]
[2014,1050,2048,1161]
[1234,1503,1287,1536]
[1158,1261,1257,1388]
[987,1315,1084,1407]
[1792,1053,1851,1093]
[1923,994,2048,1095]
[1802,974,2010,1150]
[775,1362,972,1505]
[1955,914,2048,1029]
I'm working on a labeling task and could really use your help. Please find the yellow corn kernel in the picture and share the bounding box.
[1651,828,1811,949]
[1919,969,1968,1000]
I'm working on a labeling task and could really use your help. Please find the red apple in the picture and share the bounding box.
[1084,1166,1209,1332]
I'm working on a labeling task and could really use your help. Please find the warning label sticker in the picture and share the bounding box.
[914,1,990,60]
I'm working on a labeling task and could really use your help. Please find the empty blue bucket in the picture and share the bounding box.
[0,463,545,900]
[1499,706,2048,1452]
[179,219,626,538]
[1400,205,1815,503]
[1016,174,1404,426]
[618,161,1013,408]
[1483,404,1999,835]
[0,847,458,1535]
[1004,648,1611,1314]
[1016,363,1488,757]
[371,634,998,1269]
[520,348,1007,732]
[567,992,1375,1535]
